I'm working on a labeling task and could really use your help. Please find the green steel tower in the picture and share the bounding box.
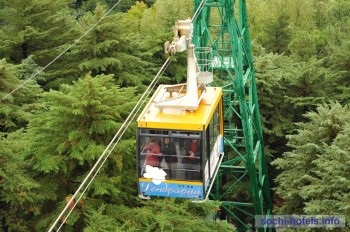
[192,1,274,231]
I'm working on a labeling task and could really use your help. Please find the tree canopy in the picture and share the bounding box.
[273,102,350,220]
[0,0,349,231]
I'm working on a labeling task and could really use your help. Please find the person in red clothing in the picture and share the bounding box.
[145,138,161,167]
[182,139,201,180]
[189,139,199,160]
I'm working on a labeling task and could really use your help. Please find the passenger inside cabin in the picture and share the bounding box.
[182,139,201,180]
[145,138,161,167]
[160,137,178,179]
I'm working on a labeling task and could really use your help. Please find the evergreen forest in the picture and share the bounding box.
[0,0,349,231]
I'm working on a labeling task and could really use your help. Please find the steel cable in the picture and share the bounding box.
[48,57,171,232]
[192,0,207,22]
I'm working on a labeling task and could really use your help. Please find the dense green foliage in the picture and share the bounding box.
[0,0,349,231]
[272,103,350,232]
[273,103,350,214]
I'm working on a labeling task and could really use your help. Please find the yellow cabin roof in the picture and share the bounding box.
[137,85,222,131]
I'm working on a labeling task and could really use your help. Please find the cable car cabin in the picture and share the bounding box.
[136,85,224,200]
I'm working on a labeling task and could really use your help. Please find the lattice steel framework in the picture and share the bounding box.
[192,1,273,231]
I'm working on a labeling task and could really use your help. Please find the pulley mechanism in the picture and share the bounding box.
[156,19,213,112]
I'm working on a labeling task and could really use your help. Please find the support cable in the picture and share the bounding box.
[0,0,123,102]
[48,57,171,232]
[192,0,207,22]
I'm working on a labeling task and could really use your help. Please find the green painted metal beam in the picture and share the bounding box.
[192,1,274,231]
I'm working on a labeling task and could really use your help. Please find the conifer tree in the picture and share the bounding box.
[0,0,80,89]
[255,51,335,158]
[0,57,42,232]
[0,58,41,132]
[74,4,153,87]
[273,102,350,218]
[83,199,233,231]
[0,130,44,231]
[283,59,331,116]
[327,0,350,104]
[302,125,350,218]
[255,53,295,150]
[263,13,291,54]
[24,74,139,230]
